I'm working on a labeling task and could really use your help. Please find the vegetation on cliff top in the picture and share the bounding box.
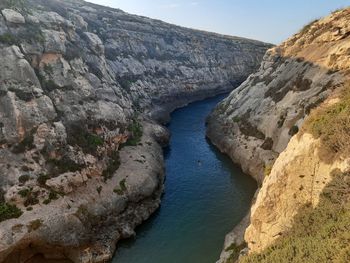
[240,85,350,263]
[304,85,350,161]
[240,169,350,263]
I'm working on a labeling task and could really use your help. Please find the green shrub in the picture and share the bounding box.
[74,204,98,223]
[121,120,143,147]
[66,123,104,155]
[37,174,50,186]
[18,174,30,184]
[43,199,50,205]
[12,128,36,153]
[304,86,350,160]
[288,125,299,136]
[300,19,319,35]
[240,170,350,263]
[0,203,22,222]
[102,151,120,181]
[113,188,124,195]
[119,179,127,191]
[23,191,39,207]
[0,189,5,204]
[113,179,127,195]
[232,116,241,123]
[225,243,246,263]
[42,190,61,205]
[0,33,17,45]
[86,133,104,148]
[18,188,30,198]
[18,188,39,207]
[48,191,59,201]
[47,157,84,176]
[261,137,273,150]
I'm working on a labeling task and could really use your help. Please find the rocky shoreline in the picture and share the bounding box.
[1,122,167,263]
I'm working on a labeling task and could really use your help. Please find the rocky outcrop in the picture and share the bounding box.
[208,8,350,262]
[245,131,350,253]
[1,9,25,24]
[208,8,350,182]
[0,0,270,262]
[1,123,166,263]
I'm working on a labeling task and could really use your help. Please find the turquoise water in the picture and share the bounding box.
[112,94,257,263]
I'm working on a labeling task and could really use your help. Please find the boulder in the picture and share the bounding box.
[42,29,66,54]
[1,9,25,24]
[84,32,104,55]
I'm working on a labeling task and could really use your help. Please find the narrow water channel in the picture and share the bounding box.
[113,94,257,263]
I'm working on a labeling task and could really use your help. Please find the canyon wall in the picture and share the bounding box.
[0,0,271,262]
[207,7,350,262]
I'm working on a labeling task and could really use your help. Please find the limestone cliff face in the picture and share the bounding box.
[207,8,350,262]
[245,132,349,253]
[0,0,270,262]
[208,8,350,183]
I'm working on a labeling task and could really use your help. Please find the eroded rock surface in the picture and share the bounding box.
[245,132,350,253]
[208,8,350,183]
[208,8,350,262]
[1,9,25,24]
[0,0,271,262]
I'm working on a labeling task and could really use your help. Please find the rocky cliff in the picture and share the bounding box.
[207,8,350,263]
[0,0,271,262]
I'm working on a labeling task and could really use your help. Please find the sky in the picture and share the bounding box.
[86,0,350,44]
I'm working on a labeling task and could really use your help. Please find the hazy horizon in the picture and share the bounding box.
[86,0,349,44]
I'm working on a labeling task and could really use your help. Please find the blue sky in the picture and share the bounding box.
[87,0,349,44]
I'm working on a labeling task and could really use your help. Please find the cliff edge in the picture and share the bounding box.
[207,7,350,263]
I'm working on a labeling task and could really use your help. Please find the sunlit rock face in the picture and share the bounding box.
[0,0,271,262]
[208,8,350,262]
[207,8,350,183]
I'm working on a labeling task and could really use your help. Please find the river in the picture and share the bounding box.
[112,94,257,263]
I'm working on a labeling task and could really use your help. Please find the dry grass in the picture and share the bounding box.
[240,85,350,263]
[303,85,350,161]
[240,169,350,263]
